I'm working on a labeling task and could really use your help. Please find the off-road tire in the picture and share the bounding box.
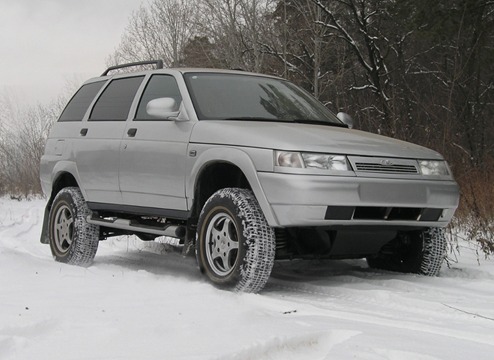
[367,227,446,276]
[48,187,99,266]
[196,188,276,293]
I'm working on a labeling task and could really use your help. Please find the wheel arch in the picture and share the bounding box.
[187,147,278,228]
[40,169,82,244]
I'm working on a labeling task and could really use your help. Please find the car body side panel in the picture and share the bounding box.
[73,122,126,204]
[119,120,194,210]
[40,121,121,203]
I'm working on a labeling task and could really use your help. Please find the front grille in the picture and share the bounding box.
[348,156,419,175]
[354,162,418,174]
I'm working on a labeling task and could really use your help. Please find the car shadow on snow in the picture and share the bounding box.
[90,237,443,294]
[263,258,433,295]
[92,238,202,281]
[270,258,388,281]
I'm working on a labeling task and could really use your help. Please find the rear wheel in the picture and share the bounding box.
[196,188,276,293]
[367,228,446,276]
[48,187,99,266]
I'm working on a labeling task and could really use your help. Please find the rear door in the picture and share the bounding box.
[118,73,194,215]
[75,76,145,205]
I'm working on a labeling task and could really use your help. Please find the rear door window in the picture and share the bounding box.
[58,81,106,122]
[89,76,144,121]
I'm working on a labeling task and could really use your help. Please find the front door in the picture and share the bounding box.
[118,74,193,215]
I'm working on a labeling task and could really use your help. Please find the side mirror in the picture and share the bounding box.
[146,97,188,121]
[337,112,354,129]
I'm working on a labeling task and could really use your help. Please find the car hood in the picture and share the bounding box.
[189,121,443,159]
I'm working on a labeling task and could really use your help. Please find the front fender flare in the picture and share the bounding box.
[186,147,279,226]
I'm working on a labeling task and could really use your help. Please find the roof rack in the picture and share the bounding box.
[101,60,164,76]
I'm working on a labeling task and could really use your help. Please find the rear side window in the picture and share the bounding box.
[58,81,106,122]
[89,76,144,121]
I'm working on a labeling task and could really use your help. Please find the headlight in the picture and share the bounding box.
[418,160,450,176]
[275,151,351,171]
[275,152,304,168]
[301,153,349,170]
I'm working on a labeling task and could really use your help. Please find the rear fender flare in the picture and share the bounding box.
[40,162,84,244]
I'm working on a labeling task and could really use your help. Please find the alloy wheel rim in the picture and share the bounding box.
[53,204,74,254]
[205,212,240,277]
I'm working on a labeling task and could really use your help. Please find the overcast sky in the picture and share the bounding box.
[0,0,143,105]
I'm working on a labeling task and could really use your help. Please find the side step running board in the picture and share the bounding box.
[86,215,186,239]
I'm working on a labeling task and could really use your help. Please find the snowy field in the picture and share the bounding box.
[1,198,493,360]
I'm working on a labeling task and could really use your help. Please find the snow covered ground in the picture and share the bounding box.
[1,198,493,360]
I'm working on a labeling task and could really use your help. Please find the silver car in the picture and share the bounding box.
[40,60,459,293]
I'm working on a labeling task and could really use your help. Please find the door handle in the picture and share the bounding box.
[80,128,88,136]
[127,128,137,137]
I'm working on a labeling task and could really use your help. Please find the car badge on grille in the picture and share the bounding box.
[381,159,393,166]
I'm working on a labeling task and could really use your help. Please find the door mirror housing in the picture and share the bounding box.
[146,97,188,121]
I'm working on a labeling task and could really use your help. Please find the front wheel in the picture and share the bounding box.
[48,187,100,266]
[196,188,276,293]
[367,227,447,276]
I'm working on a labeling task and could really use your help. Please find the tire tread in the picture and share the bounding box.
[49,187,99,266]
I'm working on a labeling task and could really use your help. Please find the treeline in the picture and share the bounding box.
[109,0,493,253]
[0,93,65,197]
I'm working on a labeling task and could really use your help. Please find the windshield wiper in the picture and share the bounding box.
[292,119,348,128]
[219,117,348,128]
[221,117,277,121]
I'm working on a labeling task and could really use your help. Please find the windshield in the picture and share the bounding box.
[183,73,343,125]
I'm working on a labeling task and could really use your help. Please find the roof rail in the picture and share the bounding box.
[101,60,164,76]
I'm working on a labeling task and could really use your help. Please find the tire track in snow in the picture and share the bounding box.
[0,202,43,238]
[262,277,494,348]
[210,331,359,360]
[0,200,48,260]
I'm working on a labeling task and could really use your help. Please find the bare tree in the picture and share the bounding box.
[263,0,350,103]
[0,89,64,197]
[198,0,277,71]
[309,0,404,134]
[108,0,199,67]
[109,0,277,72]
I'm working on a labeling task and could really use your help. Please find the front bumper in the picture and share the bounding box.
[258,172,459,227]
